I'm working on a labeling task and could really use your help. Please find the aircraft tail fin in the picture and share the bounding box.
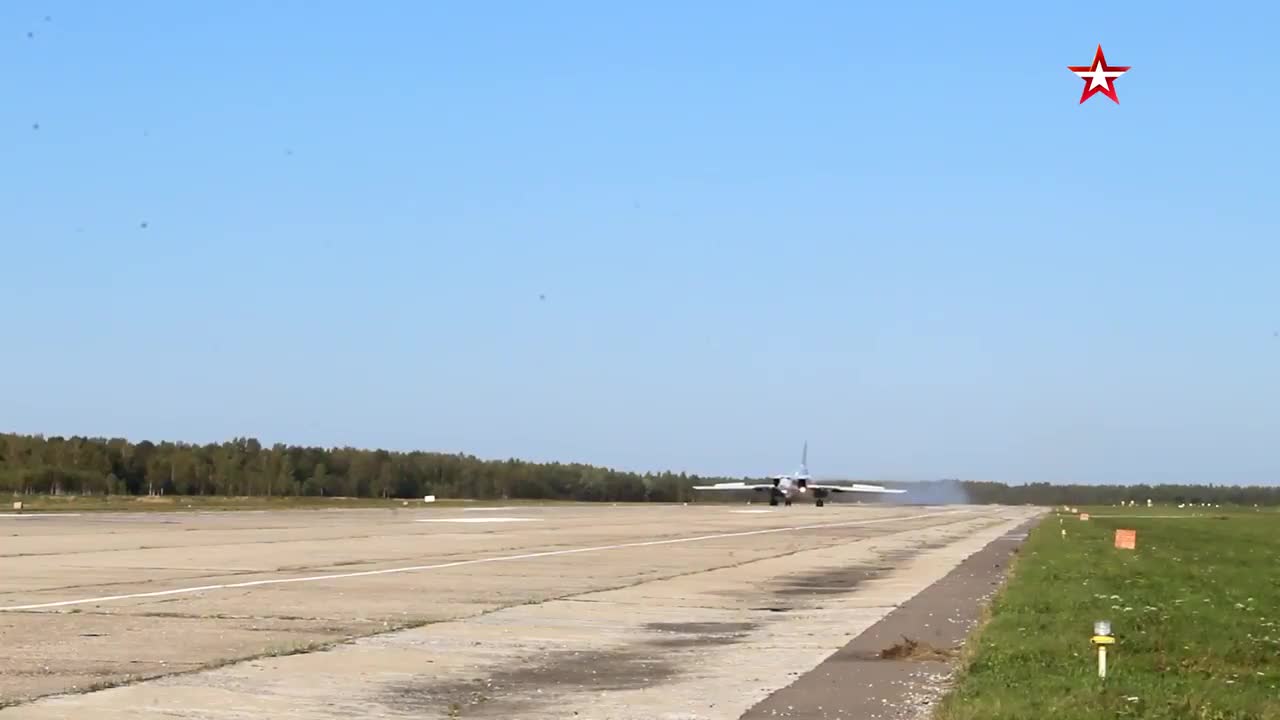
[800,441,809,477]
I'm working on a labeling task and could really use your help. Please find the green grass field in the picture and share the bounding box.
[936,506,1280,720]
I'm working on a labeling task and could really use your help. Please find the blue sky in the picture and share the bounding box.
[3,1,1278,485]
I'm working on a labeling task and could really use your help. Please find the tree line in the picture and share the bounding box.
[958,480,1280,507]
[2,433,1278,506]
[0,433,739,503]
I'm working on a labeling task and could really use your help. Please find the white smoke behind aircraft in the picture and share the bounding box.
[871,478,973,505]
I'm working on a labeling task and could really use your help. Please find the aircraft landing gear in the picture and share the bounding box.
[815,490,829,508]
[784,498,792,507]
[816,499,825,507]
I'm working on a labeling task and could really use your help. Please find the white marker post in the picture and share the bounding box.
[1092,620,1115,679]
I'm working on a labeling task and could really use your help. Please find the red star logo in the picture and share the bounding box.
[1068,45,1130,104]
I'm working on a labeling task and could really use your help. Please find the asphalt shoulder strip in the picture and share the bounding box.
[739,518,1041,720]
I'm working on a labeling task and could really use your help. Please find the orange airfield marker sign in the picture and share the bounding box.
[1115,528,1137,550]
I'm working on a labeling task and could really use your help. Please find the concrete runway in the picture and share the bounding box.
[0,503,1041,718]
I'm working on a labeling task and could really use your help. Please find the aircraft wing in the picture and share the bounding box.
[809,483,907,495]
[691,482,775,492]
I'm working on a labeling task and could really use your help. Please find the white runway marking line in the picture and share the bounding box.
[0,509,970,612]
[461,506,523,512]
[416,517,540,523]
[731,509,774,514]
[0,513,83,519]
